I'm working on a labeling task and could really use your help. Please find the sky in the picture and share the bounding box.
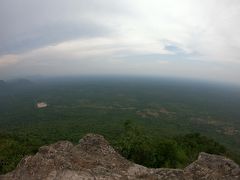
[0,0,240,84]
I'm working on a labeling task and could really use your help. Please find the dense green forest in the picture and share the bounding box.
[0,77,240,174]
[116,120,228,168]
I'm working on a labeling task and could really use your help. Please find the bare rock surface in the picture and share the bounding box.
[1,134,239,180]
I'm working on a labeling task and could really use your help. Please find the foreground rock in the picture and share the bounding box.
[1,134,239,180]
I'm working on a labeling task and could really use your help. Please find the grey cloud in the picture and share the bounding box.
[0,0,128,55]
[0,21,111,55]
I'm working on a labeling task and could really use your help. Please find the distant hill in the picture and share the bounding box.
[0,80,6,87]
[8,79,33,86]
[0,79,34,91]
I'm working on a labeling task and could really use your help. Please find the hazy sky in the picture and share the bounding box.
[0,0,240,84]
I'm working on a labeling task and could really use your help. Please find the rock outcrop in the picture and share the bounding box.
[1,134,239,180]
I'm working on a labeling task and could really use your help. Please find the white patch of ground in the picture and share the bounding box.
[37,102,48,108]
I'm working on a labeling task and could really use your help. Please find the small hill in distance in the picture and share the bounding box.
[0,80,6,87]
[0,79,33,89]
[8,79,33,86]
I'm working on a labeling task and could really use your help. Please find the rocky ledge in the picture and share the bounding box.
[1,134,239,180]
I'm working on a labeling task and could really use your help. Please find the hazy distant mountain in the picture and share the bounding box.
[8,79,33,86]
[0,79,34,91]
[0,80,6,88]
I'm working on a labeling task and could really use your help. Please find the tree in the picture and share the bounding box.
[117,120,154,166]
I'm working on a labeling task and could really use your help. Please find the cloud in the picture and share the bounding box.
[0,0,240,84]
[0,35,170,69]
[0,55,19,67]
[0,0,125,55]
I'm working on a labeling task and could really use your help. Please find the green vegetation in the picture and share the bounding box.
[116,120,227,168]
[0,77,240,174]
[0,134,39,173]
[0,120,234,173]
